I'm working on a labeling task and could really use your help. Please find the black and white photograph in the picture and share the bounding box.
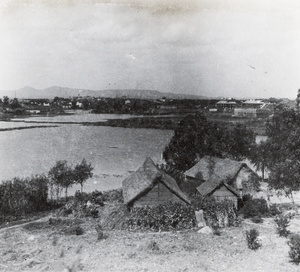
[0,0,300,271]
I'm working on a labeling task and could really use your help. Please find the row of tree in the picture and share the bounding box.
[48,159,93,199]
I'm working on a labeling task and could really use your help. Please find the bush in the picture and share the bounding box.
[239,198,269,219]
[125,202,196,231]
[102,189,123,203]
[0,175,49,219]
[269,204,281,216]
[274,214,290,237]
[288,234,300,265]
[245,229,261,250]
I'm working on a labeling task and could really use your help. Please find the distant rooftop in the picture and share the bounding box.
[243,99,264,104]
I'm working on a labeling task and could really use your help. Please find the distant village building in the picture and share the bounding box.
[26,109,41,114]
[122,157,190,208]
[233,99,272,118]
[184,156,260,200]
[242,99,264,109]
[216,101,237,112]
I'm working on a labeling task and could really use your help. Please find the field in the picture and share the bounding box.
[1,203,300,272]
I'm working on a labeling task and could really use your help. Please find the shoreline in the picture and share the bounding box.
[1,113,267,134]
[0,125,59,132]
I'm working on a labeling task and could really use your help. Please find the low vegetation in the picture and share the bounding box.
[0,175,48,221]
[288,234,300,265]
[124,202,196,231]
[239,197,269,219]
[245,228,261,251]
[274,214,291,237]
[192,196,239,228]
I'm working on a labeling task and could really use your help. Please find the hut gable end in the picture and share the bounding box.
[122,157,190,207]
[185,156,260,196]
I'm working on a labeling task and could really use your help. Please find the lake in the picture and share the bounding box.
[0,122,174,192]
[0,112,267,193]
[12,112,138,123]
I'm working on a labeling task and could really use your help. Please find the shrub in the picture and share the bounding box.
[274,214,290,237]
[269,204,281,216]
[239,198,269,219]
[102,189,123,203]
[245,229,261,250]
[0,175,49,219]
[288,234,300,265]
[125,202,196,231]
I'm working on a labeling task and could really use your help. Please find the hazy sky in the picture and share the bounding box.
[0,0,299,98]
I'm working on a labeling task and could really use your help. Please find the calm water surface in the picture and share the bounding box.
[0,124,174,192]
[12,113,138,123]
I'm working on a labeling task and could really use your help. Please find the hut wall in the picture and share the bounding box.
[211,186,238,208]
[133,182,185,207]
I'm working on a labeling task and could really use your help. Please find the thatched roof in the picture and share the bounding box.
[122,157,190,206]
[197,174,239,197]
[184,155,249,183]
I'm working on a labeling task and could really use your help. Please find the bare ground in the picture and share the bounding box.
[1,212,300,272]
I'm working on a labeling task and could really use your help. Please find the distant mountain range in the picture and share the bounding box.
[0,86,208,100]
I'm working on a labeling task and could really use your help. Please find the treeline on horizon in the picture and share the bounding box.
[0,94,289,116]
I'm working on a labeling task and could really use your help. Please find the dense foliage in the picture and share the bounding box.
[163,113,256,171]
[239,198,269,219]
[0,175,48,218]
[73,159,94,192]
[192,197,239,228]
[124,202,196,231]
[252,107,300,202]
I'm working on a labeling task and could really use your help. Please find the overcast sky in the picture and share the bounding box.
[0,0,299,98]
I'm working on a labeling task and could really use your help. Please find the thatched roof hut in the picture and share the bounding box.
[184,156,260,196]
[122,157,190,207]
[197,174,239,207]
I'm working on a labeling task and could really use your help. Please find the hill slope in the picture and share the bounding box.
[0,86,207,100]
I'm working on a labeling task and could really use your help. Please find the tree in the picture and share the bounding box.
[261,107,300,202]
[3,96,9,106]
[250,140,270,180]
[73,159,93,192]
[48,160,74,199]
[10,98,21,109]
[264,107,300,167]
[163,113,256,171]
[268,159,300,204]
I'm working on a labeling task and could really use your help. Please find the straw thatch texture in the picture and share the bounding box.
[197,176,239,197]
[184,156,245,182]
[122,157,190,206]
